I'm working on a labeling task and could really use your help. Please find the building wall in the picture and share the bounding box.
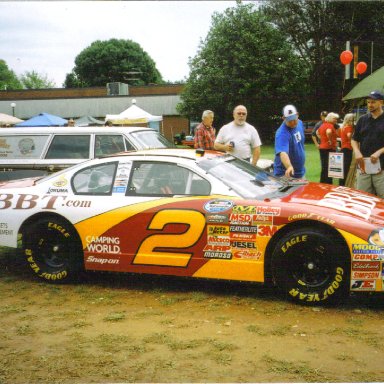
[0,84,189,140]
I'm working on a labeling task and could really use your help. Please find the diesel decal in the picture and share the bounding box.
[231,241,257,249]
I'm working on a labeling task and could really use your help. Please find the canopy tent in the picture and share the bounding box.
[105,100,162,125]
[15,112,67,127]
[342,66,384,101]
[0,113,24,126]
[74,115,105,126]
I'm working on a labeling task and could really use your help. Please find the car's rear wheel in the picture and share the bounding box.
[22,217,84,283]
[271,227,350,305]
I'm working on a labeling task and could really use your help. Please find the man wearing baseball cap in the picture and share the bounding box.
[273,104,306,178]
[351,90,384,197]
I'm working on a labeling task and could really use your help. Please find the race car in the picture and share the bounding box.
[0,148,383,305]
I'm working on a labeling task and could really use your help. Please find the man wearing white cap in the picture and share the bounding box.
[273,104,306,178]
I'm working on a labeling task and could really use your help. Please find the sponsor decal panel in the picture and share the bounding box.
[351,280,376,291]
[256,206,281,216]
[352,244,384,255]
[207,225,229,236]
[233,250,262,260]
[353,254,382,261]
[205,214,228,224]
[86,256,120,265]
[229,225,258,233]
[351,261,380,271]
[351,271,381,279]
[204,199,233,213]
[85,236,121,254]
[232,205,256,214]
[230,232,256,241]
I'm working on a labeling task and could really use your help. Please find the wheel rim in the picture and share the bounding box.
[37,236,66,269]
[287,242,332,288]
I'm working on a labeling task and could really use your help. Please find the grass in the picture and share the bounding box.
[262,142,321,182]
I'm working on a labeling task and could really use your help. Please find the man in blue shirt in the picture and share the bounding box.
[273,104,306,178]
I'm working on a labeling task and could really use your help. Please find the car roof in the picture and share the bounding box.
[104,148,222,161]
[0,126,157,135]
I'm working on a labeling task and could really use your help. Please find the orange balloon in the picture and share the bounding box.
[356,61,368,75]
[340,50,353,65]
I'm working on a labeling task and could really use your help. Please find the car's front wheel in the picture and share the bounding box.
[22,217,84,283]
[271,227,350,305]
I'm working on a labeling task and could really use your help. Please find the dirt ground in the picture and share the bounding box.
[1,247,384,384]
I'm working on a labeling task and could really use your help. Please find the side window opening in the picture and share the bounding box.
[46,135,90,159]
[95,135,126,156]
[72,162,117,195]
[127,162,211,196]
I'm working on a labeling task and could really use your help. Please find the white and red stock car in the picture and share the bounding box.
[0,148,383,305]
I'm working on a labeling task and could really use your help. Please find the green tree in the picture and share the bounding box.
[20,70,56,89]
[178,4,308,140]
[261,0,384,114]
[0,60,22,90]
[64,38,163,87]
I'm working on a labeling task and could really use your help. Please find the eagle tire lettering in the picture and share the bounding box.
[23,217,83,283]
[271,227,350,305]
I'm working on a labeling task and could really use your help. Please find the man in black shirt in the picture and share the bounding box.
[351,90,384,197]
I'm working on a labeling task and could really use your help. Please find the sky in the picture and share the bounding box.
[0,1,252,87]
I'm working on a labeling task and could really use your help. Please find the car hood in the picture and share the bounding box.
[280,182,384,224]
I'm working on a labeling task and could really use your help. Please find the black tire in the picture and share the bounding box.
[271,227,350,305]
[22,217,84,283]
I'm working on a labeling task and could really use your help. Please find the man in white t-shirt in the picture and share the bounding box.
[214,105,261,165]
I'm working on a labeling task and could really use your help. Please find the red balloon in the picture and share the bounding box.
[356,61,368,75]
[340,50,353,65]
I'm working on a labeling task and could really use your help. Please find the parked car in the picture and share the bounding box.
[302,120,318,139]
[0,126,173,181]
[1,148,383,305]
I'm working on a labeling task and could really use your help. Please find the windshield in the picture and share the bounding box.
[131,130,175,149]
[198,155,284,199]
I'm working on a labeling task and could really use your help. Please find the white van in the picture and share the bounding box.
[0,126,173,181]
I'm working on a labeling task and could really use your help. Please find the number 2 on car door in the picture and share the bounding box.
[133,209,206,267]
